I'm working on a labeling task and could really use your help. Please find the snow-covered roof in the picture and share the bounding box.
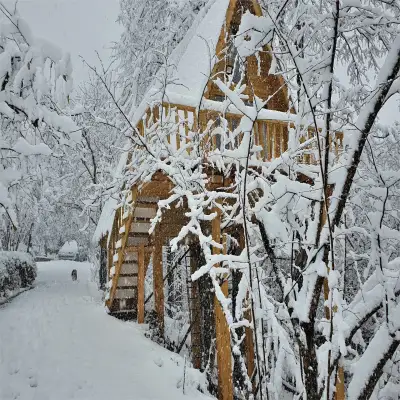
[93,148,129,244]
[92,195,119,244]
[59,240,78,255]
[164,0,230,103]
[129,0,231,127]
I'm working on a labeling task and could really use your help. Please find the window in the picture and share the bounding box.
[226,43,242,84]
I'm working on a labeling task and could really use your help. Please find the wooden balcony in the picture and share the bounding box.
[136,102,343,164]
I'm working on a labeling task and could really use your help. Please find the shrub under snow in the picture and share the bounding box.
[0,252,37,301]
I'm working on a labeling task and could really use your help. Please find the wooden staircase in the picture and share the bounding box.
[105,190,158,319]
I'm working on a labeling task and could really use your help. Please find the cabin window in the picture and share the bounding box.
[226,24,242,84]
[213,116,223,150]
[226,44,242,84]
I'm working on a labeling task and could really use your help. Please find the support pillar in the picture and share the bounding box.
[236,231,255,389]
[334,363,345,400]
[99,242,107,290]
[190,244,202,370]
[321,184,334,319]
[153,236,164,336]
[107,242,113,278]
[213,207,233,400]
[245,308,255,388]
[137,244,145,324]
[321,185,345,397]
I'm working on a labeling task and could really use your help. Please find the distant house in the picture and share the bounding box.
[58,241,78,261]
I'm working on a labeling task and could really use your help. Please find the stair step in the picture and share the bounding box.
[123,251,139,261]
[130,222,151,234]
[110,298,137,314]
[127,237,151,247]
[115,288,136,299]
[132,216,152,221]
[128,231,150,238]
[118,276,138,286]
[135,197,159,205]
[117,285,137,290]
[133,207,157,219]
[121,263,138,274]
[125,246,153,253]
[121,259,138,264]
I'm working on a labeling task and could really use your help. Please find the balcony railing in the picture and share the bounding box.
[136,102,343,164]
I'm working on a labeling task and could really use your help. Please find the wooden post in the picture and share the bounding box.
[153,235,164,336]
[215,280,233,400]
[190,245,202,370]
[321,184,334,319]
[335,363,345,400]
[245,308,255,388]
[99,237,107,290]
[274,122,281,158]
[107,239,113,278]
[137,244,145,324]
[320,185,345,397]
[251,0,263,16]
[267,122,273,160]
[213,209,233,400]
[237,231,255,389]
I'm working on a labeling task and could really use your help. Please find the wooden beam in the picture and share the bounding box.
[251,0,263,16]
[190,244,202,370]
[137,244,146,324]
[267,122,273,160]
[335,363,345,400]
[318,184,345,398]
[162,102,196,114]
[321,184,334,320]
[215,284,233,400]
[213,211,233,400]
[245,309,255,390]
[153,234,164,336]
[107,241,113,277]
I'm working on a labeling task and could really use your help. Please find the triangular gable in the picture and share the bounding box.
[129,0,291,129]
[163,0,231,105]
[205,0,289,111]
[165,0,289,112]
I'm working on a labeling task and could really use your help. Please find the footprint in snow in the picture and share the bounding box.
[154,358,164,367]
[2,387,20,400]
[29,375,38,388]
[7,365,19,375]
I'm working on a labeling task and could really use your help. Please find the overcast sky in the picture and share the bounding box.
[4,0,121,85]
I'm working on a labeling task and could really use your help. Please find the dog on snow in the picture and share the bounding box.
[71,269,78,281]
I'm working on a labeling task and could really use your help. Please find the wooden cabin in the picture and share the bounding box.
[94,1,343,399]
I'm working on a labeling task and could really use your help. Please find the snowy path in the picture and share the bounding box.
[0,261,209,400]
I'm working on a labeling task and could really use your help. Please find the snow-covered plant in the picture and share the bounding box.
[0,4,77,241]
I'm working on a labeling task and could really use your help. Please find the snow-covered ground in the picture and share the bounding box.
[0,261,211,400]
